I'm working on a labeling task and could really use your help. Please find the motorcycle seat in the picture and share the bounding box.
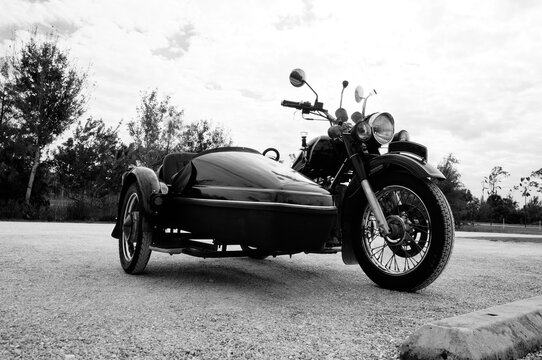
[160,152,197,185]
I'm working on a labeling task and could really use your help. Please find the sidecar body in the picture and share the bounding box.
[112,148,337,257]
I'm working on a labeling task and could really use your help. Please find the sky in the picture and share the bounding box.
[1,0,541,203]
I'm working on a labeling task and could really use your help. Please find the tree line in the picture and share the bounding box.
[436,154,542,227]
[0,30,231,221]
[2,30,541,227]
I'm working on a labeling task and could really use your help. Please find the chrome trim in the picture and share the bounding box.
[174,197,337,214]
[360,179,390,236]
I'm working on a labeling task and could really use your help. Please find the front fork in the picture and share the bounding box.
[341,137,390,236]
[349,155,390,236]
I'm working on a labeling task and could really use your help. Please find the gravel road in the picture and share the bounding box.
[1,221,541,359]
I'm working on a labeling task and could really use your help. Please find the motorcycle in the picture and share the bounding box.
[111,68,454,292]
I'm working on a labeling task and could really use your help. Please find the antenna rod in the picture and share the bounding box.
[361,89,376,118]
[340,80,349,108]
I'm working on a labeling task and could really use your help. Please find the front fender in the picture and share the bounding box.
[111,167,161,239]
[368,153,444,180]
[340,153,444,264]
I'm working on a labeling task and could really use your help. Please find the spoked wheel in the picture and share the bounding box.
[119,183,152,274]
[348,173,454,291]
[241,245,270,260]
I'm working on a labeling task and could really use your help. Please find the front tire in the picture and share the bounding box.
[346,173,454,291]
[119,183,152,274]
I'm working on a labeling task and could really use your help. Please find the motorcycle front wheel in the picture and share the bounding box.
[347,172,454,292]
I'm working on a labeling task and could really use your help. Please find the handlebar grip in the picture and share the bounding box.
[281,100,314,112]
[281,100,302,108]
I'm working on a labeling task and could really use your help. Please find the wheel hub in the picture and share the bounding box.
[122,211,140,244]
[385,215,407,245]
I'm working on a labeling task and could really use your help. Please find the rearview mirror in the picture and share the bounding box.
[289,69,306,87]
[354,85,364,103]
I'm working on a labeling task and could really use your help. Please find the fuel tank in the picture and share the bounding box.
[163,148,337,252]
[292,136,346,179]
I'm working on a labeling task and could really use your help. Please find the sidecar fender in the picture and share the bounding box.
[340,153,445,264]
[111,167,162,239]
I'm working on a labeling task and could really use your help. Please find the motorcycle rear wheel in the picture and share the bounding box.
[348,172,454,291]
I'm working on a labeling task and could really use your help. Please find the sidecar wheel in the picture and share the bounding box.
[119,183,152,274]
[241,245,270,260]
[347,173,454,292]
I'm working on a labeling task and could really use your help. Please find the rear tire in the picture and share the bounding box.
[346,173,454,291]
[119,183,152,274]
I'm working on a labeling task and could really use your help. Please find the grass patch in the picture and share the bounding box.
[459,223,542,235]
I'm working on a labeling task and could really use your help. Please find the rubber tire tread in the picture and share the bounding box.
[349,173,454,292]
[119,183,152,274]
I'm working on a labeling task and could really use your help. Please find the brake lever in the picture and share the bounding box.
[302,112,330,121]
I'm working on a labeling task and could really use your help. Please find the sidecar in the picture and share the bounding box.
[112,147,337,273]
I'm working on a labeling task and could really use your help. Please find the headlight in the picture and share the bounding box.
[367,112,395,144]
[353,121,372,142]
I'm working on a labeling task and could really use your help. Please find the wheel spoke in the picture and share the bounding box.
[384,252,394,270]
[410,222,429,230]
[367,231,379,245]
[392,253,400,272]
[410,239,425,255]
[370,243,386,256]
[406,253,419,269]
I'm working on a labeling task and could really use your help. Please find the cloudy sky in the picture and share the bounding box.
[1,0,541,202]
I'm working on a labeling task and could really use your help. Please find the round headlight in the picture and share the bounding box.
[368,112,395,144]
[353,121,372,142]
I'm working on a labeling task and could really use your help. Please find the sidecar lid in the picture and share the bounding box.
[171,147,332,206]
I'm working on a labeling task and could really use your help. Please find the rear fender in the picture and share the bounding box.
[340,153,444,264]
[111,167,162,238]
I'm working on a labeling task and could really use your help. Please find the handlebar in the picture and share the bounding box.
[281,100,315,112]
[282,99,337,123]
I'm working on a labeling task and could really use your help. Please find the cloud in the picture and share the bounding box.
[151,24,197,59]
[274,0,321,30]
[239,89,264,101]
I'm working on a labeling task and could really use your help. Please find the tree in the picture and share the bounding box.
[52,117,129,200]
[6,30,87,204]
[531,168,542,193]
[483,166,510,196]
[514,172,541,226]
[436,154,462,195]
[484,194,519,224]
[0,57,13,126]
[180,119,232,153]
[524,196,542,225]
[0,55,50,209]
[436,154,477,226]
[128,90,233,166]
[128,89,183,167]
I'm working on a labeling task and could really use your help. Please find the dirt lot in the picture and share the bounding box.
[1,221,541,359]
